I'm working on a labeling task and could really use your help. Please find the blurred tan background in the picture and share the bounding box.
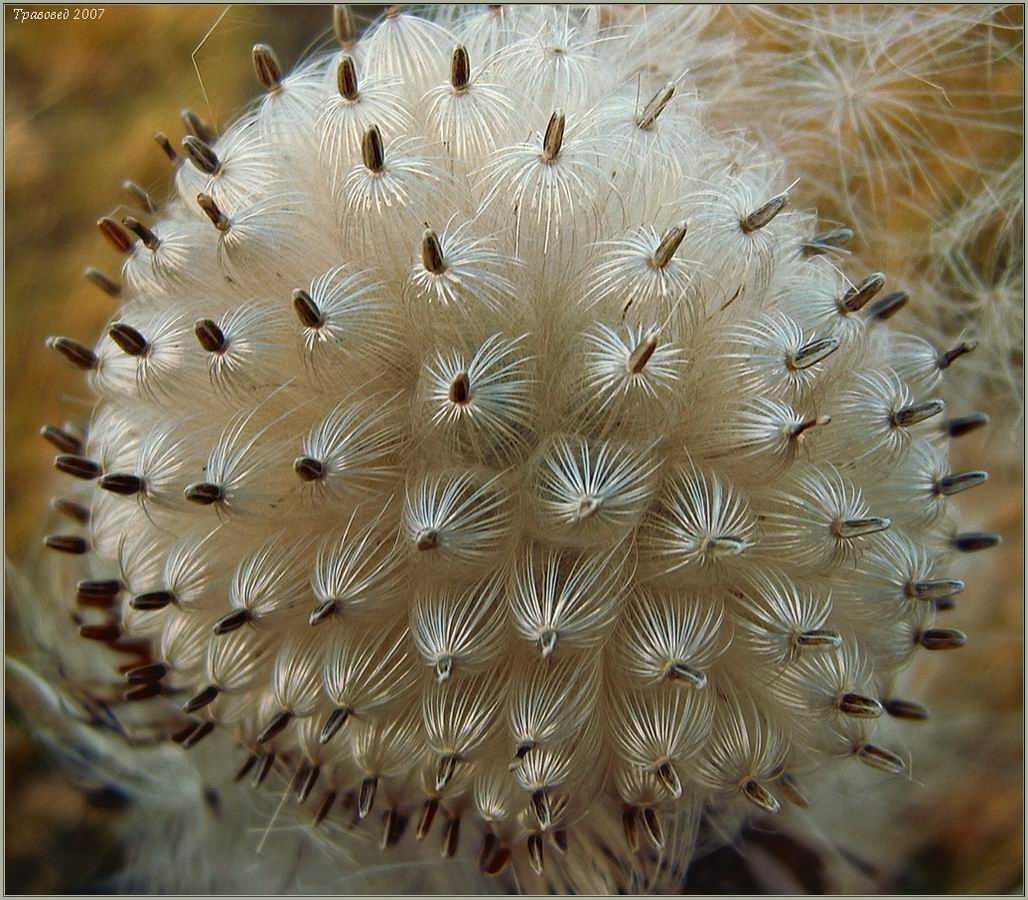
[4,4,1022,894]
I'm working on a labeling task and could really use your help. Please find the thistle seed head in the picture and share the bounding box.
[36,4,1002,894]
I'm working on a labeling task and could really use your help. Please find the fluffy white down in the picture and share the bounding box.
[30,4,1016,894]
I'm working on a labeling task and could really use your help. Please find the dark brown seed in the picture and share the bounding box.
[314,791,337,825]
[884,698,929,721]
[797,628,842,648]
[296,765,320,804]
[84,267,121,298]
[514,739,535,760]
[319,705,348,744]
[310,600,337,627]
[185,482,224,505]
[126,662,167,684]
[213,608,251,635]
[442,816,461,859]
[183,685,219,713]
[939,340,977,369]
[109,323,149,356]
[918,628,967,651]
[868,289,908,321]
[182,135,221,175]
[450,44,470,91]
[841,272,885,313]
[934,596,957,612]
[252,43,282,92]
[572,492,603,521]
[417,798,438,841]
[114,641,152,667]
[651,222,687,269]
[777,773,809,808]
[194,318,227,353]
[654,760,682,798]
[542,109,565,162]
[53,497,90,525]
[891,399,945,428]
[837,693,883,718]
[362,125,385,173]
[742,779,781,814]
[172,722,198,744]
[788,335,840,370]
[478,830,497,867]
[834,516,891,539]
[197,192,230,232]
[954,532,1001,552]
[182,721,215,749]
[552,829,568,853]
[628,335,658,375]
[235,753,258,782]
[253,752,275,787]
[336,54,359,100]
[97,216,134,253]
[935,470,988,496]
[154,131,180,164]
[45,534,89,554]
[76,579,121,603]
[47,337,97,371]
[79,622,121,642]
[358,776,377,818]
[40,425,83,455]
[641,807,664,848]
[907,578,964,601]
[342,790,358,824]
[290,763,310,797]
[741,191,788,233]
[944,412,989,438]
[181,108,216,144]
[448,371,470,404]
[131,590,175,611]
[622,805,639,853]
[636,82,676,129]
[393,812,410,845]
[295,456,325,482]
[55,454,101,480]
[436,754,460,792]
[257,711,292,744]
[531,789,551,828]
[483,845,511,876]
[124,681,163,702]
[292,288,324,328]
[856,743,904,774]
[421,228,446,274]
[802,226,853,256]
[666,661,707,688]
[526,832,544,873]
[99,473,145,496]
[380,809,407,849]
[123,216,160,251]
[416,529,440,551]
[539,628,558,658]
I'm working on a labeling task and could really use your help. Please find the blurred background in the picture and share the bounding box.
[4,4,1022,893]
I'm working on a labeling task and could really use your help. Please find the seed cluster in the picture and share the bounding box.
[44,6,997,890]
